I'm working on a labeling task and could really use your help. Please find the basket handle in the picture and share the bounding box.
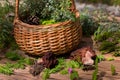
[15,0,76,19]
[15,0,19,19]
[70,0,76,11]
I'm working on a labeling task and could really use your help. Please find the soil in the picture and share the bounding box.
[0,37,120,80]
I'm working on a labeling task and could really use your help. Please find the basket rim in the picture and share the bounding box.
[14,11,80,29]
[14,19,71,28]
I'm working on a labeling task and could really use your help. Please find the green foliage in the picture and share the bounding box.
[111,64,116,75]
[41,58,82,80]
[42,68,50,80]
[94,31,111,42]
[112,0,120,5]
[20,0,75,24]
[13,58,34,69]
[106,57,114,61]
[49,58,65,74]
[113,49,120,56]
[49,63,63,74]
[97,54,105,61]
[5,51,22,61]
[70,70,79,80]
[99,41,115,53]
[40,19,56,25]
[49,58,82,74]
[79,0,120,5]
[20,0,46,17]
[51,59,81,76]
[92,57,98,80]
[65,60,81,68]
[94,26,112,42]
[80,13,98,36]
[0,64,14,75]
[0,1,18,49]
[94,22,120,55]
[0,57,34,75]
[41,0,75,22]
[60,68,68,75]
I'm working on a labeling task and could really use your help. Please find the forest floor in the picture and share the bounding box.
[0,37,120,80]
[0,1,120,80]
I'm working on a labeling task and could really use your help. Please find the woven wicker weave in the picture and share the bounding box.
[14,0,82,55]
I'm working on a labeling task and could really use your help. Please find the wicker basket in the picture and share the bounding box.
[13,0,82,55]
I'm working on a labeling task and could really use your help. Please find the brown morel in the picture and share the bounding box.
[29,61,45,76]
[70,46,97,70]
[42,52,58,69]
[29,52,58,76]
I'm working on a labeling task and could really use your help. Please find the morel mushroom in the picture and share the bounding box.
[42,52,58,69]
[29,61,45,76]
[29,52,58,76]
[70,46,97,66]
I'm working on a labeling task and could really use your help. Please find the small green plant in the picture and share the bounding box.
[49,63,63,74]
[113,49,120,57]
[99,41,115,53]
[92,57,99,80]
[48,58,81,74]
[5,51,22,61]
[111,64,116,75]
[69,68,79,80]
[0,64,14,75]
[106,57,114,61]
[65,60,81,68]
[42,68,50,80]
[49,58,65,74]
[59,60,81,75]
[60,68,68,75]
[80,13,98,36]
[49,58,82,73]
[0,57,34,75]
[41,58,82,80]
[94,26,112,42]
[97,54,105,62]
[0,0,18,50]
[13,58,34,69]
[93,21,120,56]
[113,52,120,56]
